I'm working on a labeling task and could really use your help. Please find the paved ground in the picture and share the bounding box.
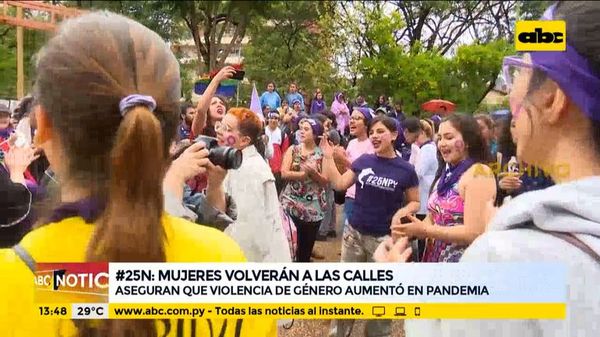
[278,206,406,337]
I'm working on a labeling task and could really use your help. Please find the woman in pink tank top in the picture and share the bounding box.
[391,114,497,263]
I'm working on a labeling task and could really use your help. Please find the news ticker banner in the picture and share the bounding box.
[34,262,567,320]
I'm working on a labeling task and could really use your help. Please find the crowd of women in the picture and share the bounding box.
[0,2,599,337]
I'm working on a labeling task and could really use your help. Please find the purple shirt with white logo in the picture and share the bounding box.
[350,154,419,236]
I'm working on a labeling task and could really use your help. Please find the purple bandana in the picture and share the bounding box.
[355,107,374,123]
[437,158,475,196]
[300,118,323,138]
[529,3,600,122]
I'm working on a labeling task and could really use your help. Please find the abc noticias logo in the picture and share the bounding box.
[34,262,109,303]
[515,20,566,51]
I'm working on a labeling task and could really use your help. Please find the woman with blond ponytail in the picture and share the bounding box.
[0,11,275,337]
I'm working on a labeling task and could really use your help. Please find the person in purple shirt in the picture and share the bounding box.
[310,89,327,115]
[320,115,420,337]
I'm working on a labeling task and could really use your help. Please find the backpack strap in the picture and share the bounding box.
[12,243,36,273]
[547,231,600,262]
[520,220,600,263]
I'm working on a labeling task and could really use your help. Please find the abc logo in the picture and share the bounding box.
[515,21,566,52]
[518,28,563,44]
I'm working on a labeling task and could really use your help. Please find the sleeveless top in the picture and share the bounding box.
[422,181,466,263]
[280,145,326,222]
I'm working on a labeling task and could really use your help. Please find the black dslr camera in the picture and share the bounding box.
[172,136,243,170]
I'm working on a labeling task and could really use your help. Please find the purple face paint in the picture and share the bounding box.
[225,135,237,146]
[455,139,465,151]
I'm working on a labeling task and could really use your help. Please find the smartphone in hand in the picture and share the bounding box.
[231,70,245,81]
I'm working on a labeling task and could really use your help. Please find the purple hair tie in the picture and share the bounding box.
[119,94,157,116]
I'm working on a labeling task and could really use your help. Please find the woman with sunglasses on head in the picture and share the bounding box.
[376,2,600,336]
[215,108,291,263]
[0,12,276,337]
[280,117,329,262]
[321,116,420,337]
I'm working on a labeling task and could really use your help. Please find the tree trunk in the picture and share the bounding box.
[410,7,432,49]
[208,17,217,71]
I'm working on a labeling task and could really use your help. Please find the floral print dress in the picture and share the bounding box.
[280,145,327,222]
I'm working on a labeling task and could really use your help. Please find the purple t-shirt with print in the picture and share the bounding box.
[350,153,419,236]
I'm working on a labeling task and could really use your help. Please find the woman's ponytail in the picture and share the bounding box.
[84,106,166,337]
[89,105,166,262]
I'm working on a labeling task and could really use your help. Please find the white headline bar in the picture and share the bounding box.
[108,263,566,304]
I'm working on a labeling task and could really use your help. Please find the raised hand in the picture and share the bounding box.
[5,145,38,176]
[319,134,334,158]
[213,66,237,83]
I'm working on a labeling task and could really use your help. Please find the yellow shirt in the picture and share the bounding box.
[0,215,277,337]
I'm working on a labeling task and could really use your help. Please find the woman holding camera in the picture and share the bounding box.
[0,12,275,337]
[280,117,329,262]
[216,107,291,263]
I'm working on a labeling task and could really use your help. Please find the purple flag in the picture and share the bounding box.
[249,83,264,122]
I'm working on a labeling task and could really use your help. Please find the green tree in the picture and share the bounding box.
[517,1,552,20]
[0,21,48,99]
[357,11,513,114]
[66,0,185,41]
[62,1,271,74]
[243,1,344,104]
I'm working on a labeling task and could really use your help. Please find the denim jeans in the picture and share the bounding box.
[342,197,355,233]
[328,225,391,337]
[319,187,336,235]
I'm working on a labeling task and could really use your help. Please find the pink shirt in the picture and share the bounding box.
[345,137,375,199]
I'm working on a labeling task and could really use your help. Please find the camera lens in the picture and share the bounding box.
[208,146,242,170]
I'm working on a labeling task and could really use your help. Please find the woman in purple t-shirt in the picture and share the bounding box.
[320,116,420,337]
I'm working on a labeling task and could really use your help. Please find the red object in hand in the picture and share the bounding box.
[209,64,244,79]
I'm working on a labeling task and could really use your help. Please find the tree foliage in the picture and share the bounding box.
[65,0,186,41]
[1,0,549,108]
[243,1,343,104]
[357,8,514,114]
[63,1,270,74]
[0,7,48,99]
